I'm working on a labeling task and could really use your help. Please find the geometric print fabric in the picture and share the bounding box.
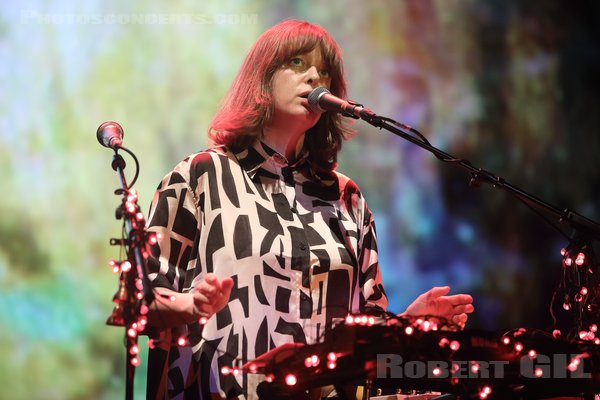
[145,141,388,399]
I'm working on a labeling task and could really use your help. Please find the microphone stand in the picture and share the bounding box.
[354,108,600,338]
[104,146,156,400]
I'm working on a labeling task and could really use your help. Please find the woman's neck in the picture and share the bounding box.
[261,120,308,162]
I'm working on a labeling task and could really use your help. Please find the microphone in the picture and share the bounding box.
[96,121,124,149]
[307,87,376,120]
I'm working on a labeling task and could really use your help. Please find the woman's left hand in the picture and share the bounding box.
[401,286,474,327]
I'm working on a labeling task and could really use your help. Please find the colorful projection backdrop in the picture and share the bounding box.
[1,0,599,398]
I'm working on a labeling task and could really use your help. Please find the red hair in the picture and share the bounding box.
[209,19,353,170]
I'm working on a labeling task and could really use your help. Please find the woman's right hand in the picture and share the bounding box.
[192,273,234,320]
[147,274,234,330]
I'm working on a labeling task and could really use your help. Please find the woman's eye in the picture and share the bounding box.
[319,69,330,77]
[290,58,304,67]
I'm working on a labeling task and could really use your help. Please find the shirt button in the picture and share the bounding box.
[290,207,298,213]
[299,242,307,251]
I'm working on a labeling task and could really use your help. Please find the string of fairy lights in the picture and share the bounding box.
[104,186,599,399]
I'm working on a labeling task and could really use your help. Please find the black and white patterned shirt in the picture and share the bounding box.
[145,140,388,399]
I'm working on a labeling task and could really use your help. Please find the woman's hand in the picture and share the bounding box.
[401,286,474,327]
[147,274,234,330]
[192,273,234,319]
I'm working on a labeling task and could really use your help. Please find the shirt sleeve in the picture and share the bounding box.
[357,194,389,313]
[146,160,201,293]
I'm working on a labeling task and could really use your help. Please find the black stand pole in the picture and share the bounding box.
[97,121,158,400]
[363,115,600,240]
[107,149,155,400]
[353,110,600,336]
[111,152,136,400]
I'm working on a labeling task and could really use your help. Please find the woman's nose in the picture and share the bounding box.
[305,66,321,86]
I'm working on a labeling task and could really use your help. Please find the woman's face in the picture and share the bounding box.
[270,47,332,128]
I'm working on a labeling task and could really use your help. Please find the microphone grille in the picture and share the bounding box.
[97,121,124,148]
[307,87,330,112]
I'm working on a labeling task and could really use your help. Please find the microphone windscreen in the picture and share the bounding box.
[307,87,330,112]
[97,121,124,148]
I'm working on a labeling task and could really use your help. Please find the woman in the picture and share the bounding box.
[145,19,474,399]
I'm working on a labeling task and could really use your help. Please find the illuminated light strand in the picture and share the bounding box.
[567,354,588,373]
[479,385,492,399]
[148,299,596,398]
[127,189,138,203]
[514,342,523,353]
[285,374,297,386]
[108,259,119,273]
[220,366,242,376]
[135,319,146,332]
[106,187,159,372]
[344,314,378,326]
[326,352,338,370]
[552,329,561,338]
[560,245,594,343]
[121,261,132,272]
[568,360,579,372]
[422,320,432,331]
[579,329,597,341]
[411,318,439,332]
[304,355,320,368]
[125,201,137,214]
[564,257,573,267]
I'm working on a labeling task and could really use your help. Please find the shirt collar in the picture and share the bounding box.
[234,140,310,177]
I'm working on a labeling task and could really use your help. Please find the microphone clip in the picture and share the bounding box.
[342,100,363,119]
